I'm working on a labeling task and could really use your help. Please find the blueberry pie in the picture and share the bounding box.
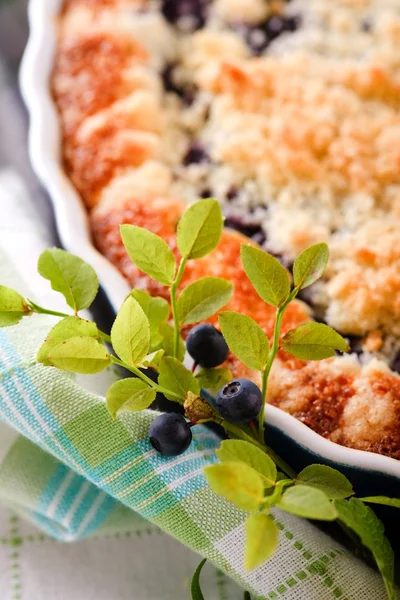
[52,0,400,459]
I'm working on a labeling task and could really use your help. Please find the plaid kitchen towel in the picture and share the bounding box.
[0,169,394,600]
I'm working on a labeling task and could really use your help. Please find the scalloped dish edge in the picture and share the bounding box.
[19,0,400,479]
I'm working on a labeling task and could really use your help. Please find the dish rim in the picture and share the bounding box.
[19,0,400,479]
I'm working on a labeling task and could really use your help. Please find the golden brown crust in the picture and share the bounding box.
[54,0,400,460]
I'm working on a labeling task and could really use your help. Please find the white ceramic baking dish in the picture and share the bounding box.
[19,0,400,488]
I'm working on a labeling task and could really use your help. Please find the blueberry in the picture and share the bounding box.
[215,378,263,424]
[183,142,210,166]
[161,0,209,31]
[186,324,229,368]
[391,351,400,374]
[237,14,300,56]
[149,413,192,456]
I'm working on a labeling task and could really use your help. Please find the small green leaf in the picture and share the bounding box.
[277,485,337,521]
[106,378,156,418]
[245,513,278,570]
[241,245,290,307]
[360,497,400,509]
[129,290,169,349]
[196,367,232,391]
[281,322,349,360]
[139,349,165,369]
[120,225,176,286]
[48,337,110,374]
[177,198,223,259]
[264,479,294,505]
[0,286,31,327]
[177,277,233,325]
[159,323,185,362]
[293,243,329,290]
[297,465,354,500]
[219,311,269,370]
[204,462,264,512]
[216,440,276,487]
[334,498,396,600]
[191,559,207,600]
[158,356,200,403]
[38,248,99,312]
[111,297,150,366]
[37,316,99,366]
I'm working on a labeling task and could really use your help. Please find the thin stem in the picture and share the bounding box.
[28,300,70,319]
[110,356,183,402]
[258,289,298,441]
[98,330,112,344]
[222,421,296,478]
[29,300,112,343]
[170,256,187,358]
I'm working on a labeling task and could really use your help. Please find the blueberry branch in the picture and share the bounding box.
[258,289,298,441]
[28,299,113,343]
[170,256,188,358]
[110,356,183,401]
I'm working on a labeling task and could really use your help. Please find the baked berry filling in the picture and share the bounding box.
[183,142,211,166]
[224,216,267,246]
[161,0,210,31]
[391,351,400,374]
[162,64,196,105]
[235,14,300,56]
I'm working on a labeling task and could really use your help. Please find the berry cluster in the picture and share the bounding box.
[149,324,261,456]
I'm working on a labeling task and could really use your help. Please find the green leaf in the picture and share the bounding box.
[37,316,99,366]
[277,485,337,521]
[0,286,31,327]
[360,497,400,509]
[37,248,99,312]
[158,356,200,403]
[282,322,349,360]
[111,297,150,366]
[297,465,354,500]
[106,378,156,418]
[191,559,207,600]
[159,323,185,362]
[245,513,278,570]
[204,462,264,512]
[120,225,176,286]
[177,198,223,260]
[241,245,290,307]
[219,311,269,370]
[264,479,294,505]
[196,367,232,391]
[129,290,169,349]
[177,277,233,325]
[216,440,276,487]
[334,498,396,600]
[48,337,110,374]
[139,349,165,369]
[293,243,329,290]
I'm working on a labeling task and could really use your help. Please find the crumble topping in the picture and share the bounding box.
[53,0,400,459]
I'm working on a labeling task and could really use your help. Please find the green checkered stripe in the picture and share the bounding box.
[0,318,391,598]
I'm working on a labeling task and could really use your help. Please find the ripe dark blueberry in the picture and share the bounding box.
[215,379,262,424]
[237,14,300,56]
[183,142,210,166]
[161,0,209,31]
[391,350,400,374]
[186,324,229,368]
[149,413,192,456]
